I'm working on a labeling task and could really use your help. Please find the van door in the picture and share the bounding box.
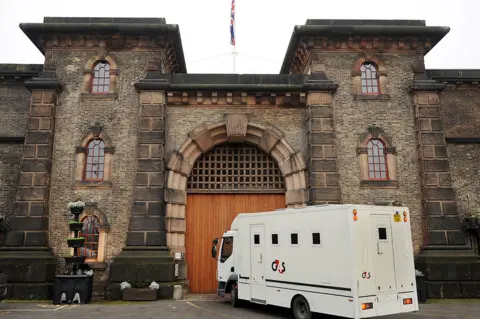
[250,224,266,304]
[371,215,397,293]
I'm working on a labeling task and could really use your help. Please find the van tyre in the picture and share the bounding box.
[230,283,241,308]
[292,295,312,319]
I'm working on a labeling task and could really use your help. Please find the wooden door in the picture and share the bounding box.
[185,193,285,293]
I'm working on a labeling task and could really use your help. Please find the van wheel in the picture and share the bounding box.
[230,283,241,308]
[292,295,311,319]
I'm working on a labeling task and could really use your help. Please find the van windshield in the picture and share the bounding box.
[220,236,234,263]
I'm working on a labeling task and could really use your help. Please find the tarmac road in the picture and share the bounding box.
[0,297,479,319]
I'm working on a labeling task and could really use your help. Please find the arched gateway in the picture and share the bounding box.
[165,115,308,293]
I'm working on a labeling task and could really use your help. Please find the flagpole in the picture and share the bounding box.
[230,0,236,73]
[233,42,236,74]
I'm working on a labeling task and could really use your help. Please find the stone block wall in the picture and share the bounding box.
[315,52,423,253]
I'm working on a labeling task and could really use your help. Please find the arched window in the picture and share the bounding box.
[360,62,380,95]
[91,61,110,94]
[367,139,388,180]
[84,139,105,181]
[79,215,100,262]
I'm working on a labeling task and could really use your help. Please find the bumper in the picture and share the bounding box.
[358,293,418,318]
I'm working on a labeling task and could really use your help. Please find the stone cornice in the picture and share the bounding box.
[135,73,338,94]
[19,22,187,73]
[165,91,307,107]
[280,21,450,74]
[24,70,62,92]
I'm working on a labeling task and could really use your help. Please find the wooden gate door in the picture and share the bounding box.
[185,193,285,293]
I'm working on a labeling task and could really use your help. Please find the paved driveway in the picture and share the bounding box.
[0,298,479,319]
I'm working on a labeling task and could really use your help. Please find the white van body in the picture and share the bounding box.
[214,204,419,319]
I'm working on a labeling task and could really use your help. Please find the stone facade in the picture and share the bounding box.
[0,18,479,300]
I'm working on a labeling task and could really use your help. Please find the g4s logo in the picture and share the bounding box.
[362,272,371,279]
[272,259,286,274]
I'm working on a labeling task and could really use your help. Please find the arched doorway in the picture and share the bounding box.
[165,119,309,294]
[186,143,286,293]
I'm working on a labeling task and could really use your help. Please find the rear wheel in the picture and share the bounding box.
[292,295,312,319]
[230,283,241,308]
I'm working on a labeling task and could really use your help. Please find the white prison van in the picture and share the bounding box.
[211,204,419,319]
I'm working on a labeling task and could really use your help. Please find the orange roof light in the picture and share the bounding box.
[353,209,358,221]
[403,211,407,216]
[353,209,357,215]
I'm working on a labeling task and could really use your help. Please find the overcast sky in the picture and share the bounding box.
[0,0,477,74]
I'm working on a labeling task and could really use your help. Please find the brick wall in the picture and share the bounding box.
[47,50,163,263]
[0,145,23,224]
[0,84,30,137]
[165,106,307,164]
[448,143,480,217]
[319,52,423,253]
[440,85,480,224]
[440,85,480,139]
[0,83,31,235]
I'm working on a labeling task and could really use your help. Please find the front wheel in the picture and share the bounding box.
[292,295,312,319]
[230,283,241,308]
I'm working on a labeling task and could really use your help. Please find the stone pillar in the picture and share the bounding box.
[108,91,174,300]
[0,70,60,299]
[127,91,167,247]
[306,65,341,204]
[412,66,480,298]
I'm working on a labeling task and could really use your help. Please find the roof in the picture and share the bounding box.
[19,17,187,73]
[135,73,338,92]
[0,64,43,78]
[426,69,480,83]
[280,19,450,74]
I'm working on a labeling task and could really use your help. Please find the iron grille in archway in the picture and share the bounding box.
[187,143,285,193]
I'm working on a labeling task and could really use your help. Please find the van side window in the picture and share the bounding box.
[271,234,278,245]
[312,232,321,245]
[291,233,298,245]
[378,227,387,240]
[254,234,260,245]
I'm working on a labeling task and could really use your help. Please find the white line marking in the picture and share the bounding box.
[186,301,242,319]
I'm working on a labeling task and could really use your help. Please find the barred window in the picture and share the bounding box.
[187,144,284,192]
[360,62,380,94]
[91,61,110,94]
[367,139,388,180]
[79,215,99,261]
[84,139,105,181]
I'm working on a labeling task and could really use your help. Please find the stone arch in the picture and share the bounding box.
[357,126,398,186]
[83,202,110,232]
[82,54,119,95]
[352,55,388,96]
[165,114,308,253]
[74,122,115,186]
[72,202,110,263]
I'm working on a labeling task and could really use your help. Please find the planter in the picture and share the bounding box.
[67,238,85,248]
[64,256,86,265]
[69,222,84,232]
[53,275,93,304]
[69,206,84,215]
[122,288,157,301]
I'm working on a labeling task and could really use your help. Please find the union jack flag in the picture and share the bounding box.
[230,0,235,46]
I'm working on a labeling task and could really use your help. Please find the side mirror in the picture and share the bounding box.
[211,238,219,258]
